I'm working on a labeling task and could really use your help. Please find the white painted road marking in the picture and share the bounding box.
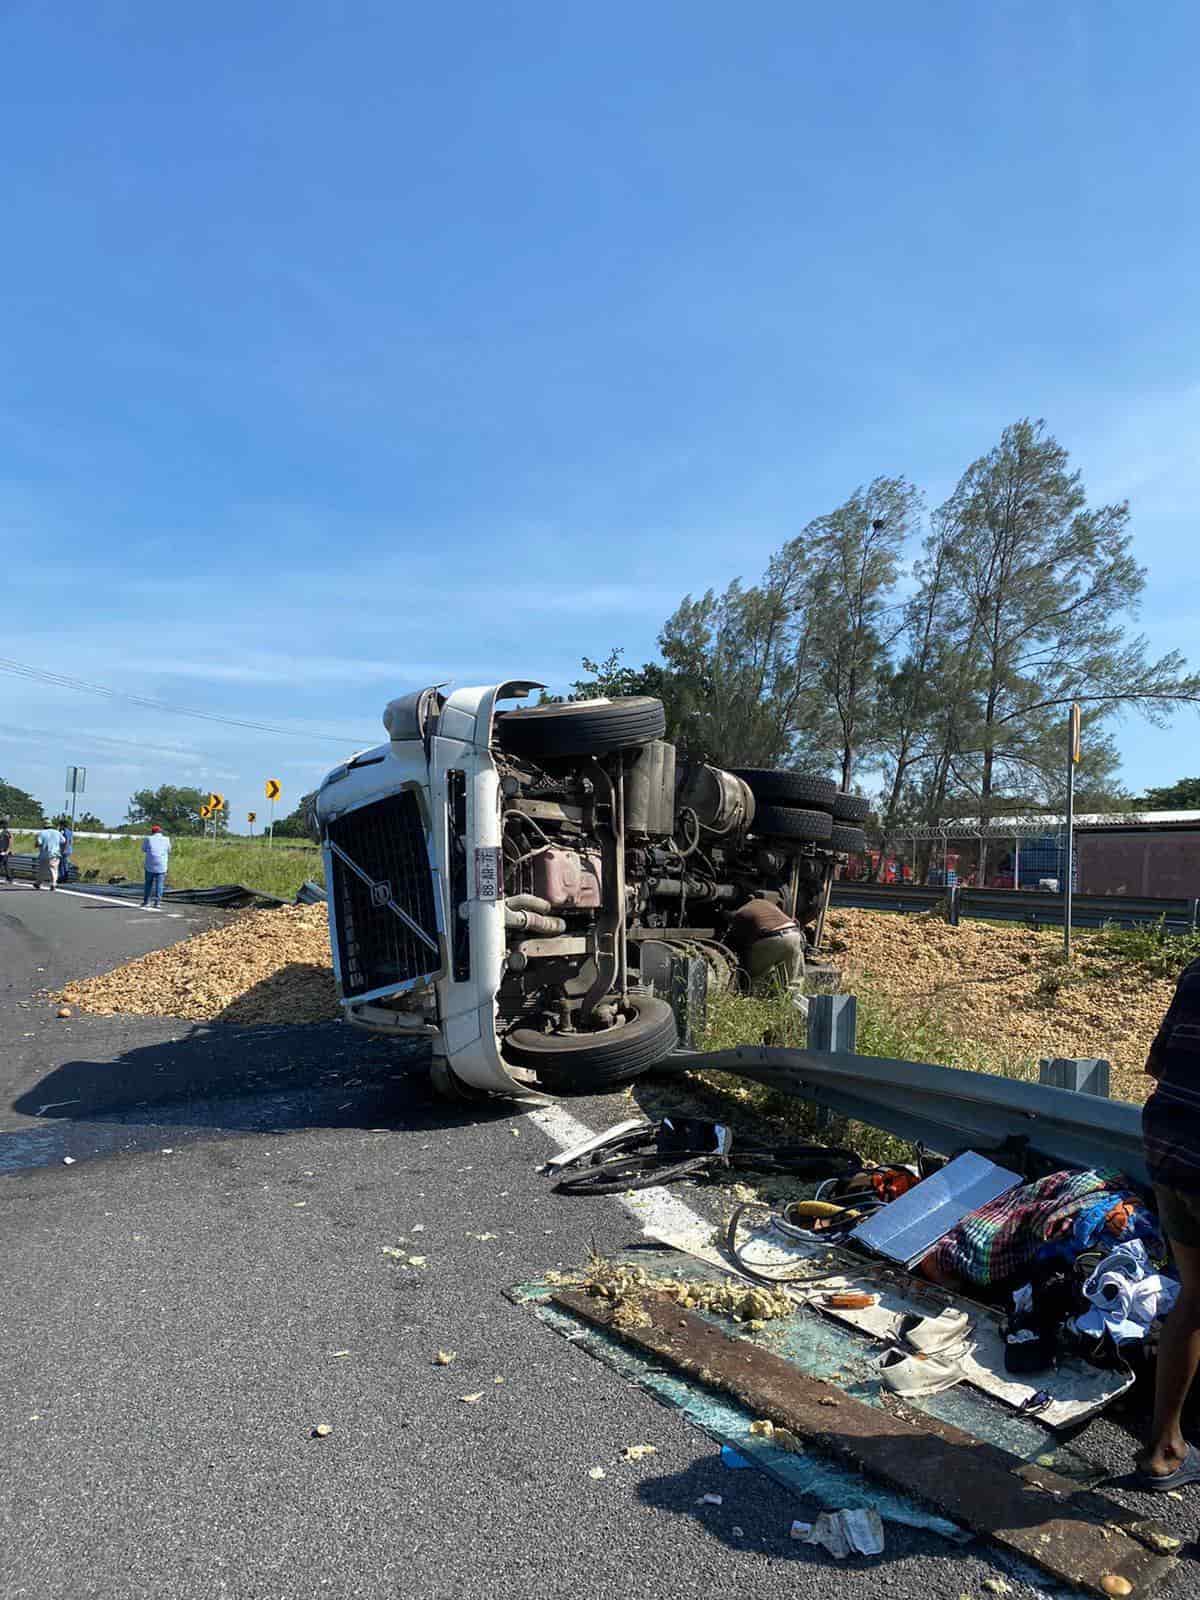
[54,888,184,918]
[527,1100,714,1248]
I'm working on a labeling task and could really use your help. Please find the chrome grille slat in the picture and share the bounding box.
[328,792,441,998]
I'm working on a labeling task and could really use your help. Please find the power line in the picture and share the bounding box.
[0,657,375,747]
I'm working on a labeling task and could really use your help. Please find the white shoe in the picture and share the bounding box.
[899,1306,973,1355]
[879,1346,967,1396]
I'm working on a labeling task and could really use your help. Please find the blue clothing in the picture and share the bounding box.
[60,828,73,855]
[143,870,166,907]
[142,833,171,871]
[35,827,62,860]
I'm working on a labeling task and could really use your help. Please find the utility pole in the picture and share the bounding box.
[1064,703,1081,961]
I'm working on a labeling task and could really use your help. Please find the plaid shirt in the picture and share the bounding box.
[1142,957,1200,1192]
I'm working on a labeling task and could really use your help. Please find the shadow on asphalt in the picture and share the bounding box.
[4,1021,519,1175]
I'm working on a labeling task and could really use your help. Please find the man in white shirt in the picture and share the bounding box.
[35,824,63,890]
[141,825,171,908]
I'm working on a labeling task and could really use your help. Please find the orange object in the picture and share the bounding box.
[821,1292,877,1310]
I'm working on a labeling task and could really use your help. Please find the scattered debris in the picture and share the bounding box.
[827,907,1174,1102]
[982,1580,1012,1596]
[58,904,338,1025]
[459,1392,485,1404]
[56,1006,72,1018]
[381,1246,405,1258]
[732,1525,744,1537]
[588,1467,606,1480]
[493,1376,505,1385]
[581,1256,792,1328]
[1101,1578,1133,1597]
[62,1156,75,1166]
[621,1444,657,1462]
[1139,1529,1182,1555]
[411,1224,425,1233]
[313,1424,333,1438]
[749,1419,775,1438]
[433,1350,456,1366]
[329,1350,352,1358]
[407,1256,427,1268]
[698,1493,723,1506]
[467,1232,498,1242]
[791,1509,885,1559]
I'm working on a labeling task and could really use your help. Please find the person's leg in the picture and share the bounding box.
[1140,1203,1200,1476]
[48,857,58,889]
[152,871,165,907]
[143,869,153,907]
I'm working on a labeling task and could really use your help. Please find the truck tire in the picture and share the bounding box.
[732,768,838,810]
[832,792,871,822]
[751,804,834,843]
[829,824,867,855]
[495,696,666,759]
[502,994,678,1092]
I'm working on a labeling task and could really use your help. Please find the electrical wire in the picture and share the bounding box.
[0,657,374,747]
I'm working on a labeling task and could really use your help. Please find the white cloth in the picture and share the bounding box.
[1076,1242,1180,1343]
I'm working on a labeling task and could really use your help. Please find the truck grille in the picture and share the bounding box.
[327,791,442,999]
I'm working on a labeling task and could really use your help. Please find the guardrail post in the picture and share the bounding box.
[808,994,857,1134]
[1038,1057,1111,1099]
[1192,898,1199,935]
[668,953,708,1052]
[947,884,961,926]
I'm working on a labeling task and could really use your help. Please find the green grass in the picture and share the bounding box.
[669,977,1036,1170]
[1091,917,1200,979]
[69,836,324,901]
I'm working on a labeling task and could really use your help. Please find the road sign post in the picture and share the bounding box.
[1065,703,1081,962]
[65,765,86,826]
[265,779,281,848]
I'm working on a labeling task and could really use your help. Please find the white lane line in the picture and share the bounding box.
[527,1101,714,1246]
[54,888,184,918]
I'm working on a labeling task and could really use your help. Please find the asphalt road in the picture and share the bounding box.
[2,883,1197,1600]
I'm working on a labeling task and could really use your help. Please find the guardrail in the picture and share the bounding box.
[831,881,1200,933]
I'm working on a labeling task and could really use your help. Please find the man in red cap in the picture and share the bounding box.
[141,824,171,909]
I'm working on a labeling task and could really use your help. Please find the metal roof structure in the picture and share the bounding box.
[877,810,1200,844]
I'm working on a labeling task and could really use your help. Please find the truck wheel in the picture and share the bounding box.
[733,769,837,810]
[829,824,867,854]
[495,696,666,758]
[751,804,834,843]
[832,792,871,822]
[502,994,678,1092]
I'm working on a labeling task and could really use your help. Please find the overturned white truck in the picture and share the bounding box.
[313,683,868,1100]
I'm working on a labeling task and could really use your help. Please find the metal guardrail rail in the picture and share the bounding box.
[679,1042,1149,1184]
[832,881,1200,933]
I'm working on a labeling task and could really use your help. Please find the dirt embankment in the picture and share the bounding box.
[59,904,339,1026]
[826,908,1173,1104]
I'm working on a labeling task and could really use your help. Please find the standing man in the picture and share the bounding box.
[1137,954,1200,1491]
[34,822,63,890]
[59,822,74,884]
[141,823,170,909]
[0,818,13,884]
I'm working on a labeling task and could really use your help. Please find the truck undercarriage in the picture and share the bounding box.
[314,683,868,1100]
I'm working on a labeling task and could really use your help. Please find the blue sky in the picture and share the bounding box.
[3,1,1198,828]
